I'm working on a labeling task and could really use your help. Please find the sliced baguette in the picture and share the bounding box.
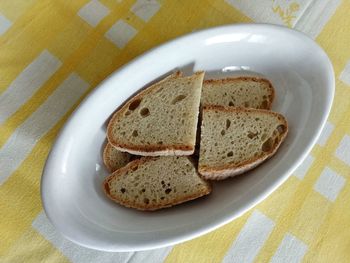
[103,156,212,211]
[103,142,134,172]
[107,71,204,156]
[202,77,274,109]
[198,106,288,180]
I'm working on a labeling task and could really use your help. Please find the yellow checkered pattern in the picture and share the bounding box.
[1,1,349,262]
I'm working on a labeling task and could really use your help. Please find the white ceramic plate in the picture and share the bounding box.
[41,24,334,251]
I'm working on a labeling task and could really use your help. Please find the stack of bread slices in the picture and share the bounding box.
[103,71,288,211]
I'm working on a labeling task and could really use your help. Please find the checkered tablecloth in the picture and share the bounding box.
[1,0,350,262]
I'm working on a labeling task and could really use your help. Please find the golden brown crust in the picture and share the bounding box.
[103,157,212,211]
[199,106,288,180]
[203,76,275,110]
[107,71,203,155]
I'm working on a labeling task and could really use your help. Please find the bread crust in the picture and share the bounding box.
[107,71,204,156]
[103,157,212,211]
[198,105,288,180]
[203,76,275,110]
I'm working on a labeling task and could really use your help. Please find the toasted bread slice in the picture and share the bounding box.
[198,106,288,180]
[103,156,211,211]
[202,77,274,109]
[103,142,133,172]
[107,71,204,156]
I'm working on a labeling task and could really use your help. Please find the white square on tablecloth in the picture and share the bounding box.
[0,13,12,35]
[131,0,161,22]
[105,20,137,49]
[313,167,346,202]
[78,0,110,27]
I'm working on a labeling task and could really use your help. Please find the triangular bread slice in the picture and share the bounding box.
[107,71,205,156]
[198,106,288,180]
[103,142,134,172]
[103,156,211,211]
[202,77,274,109]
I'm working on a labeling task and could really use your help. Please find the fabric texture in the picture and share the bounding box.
[1,0,349,262]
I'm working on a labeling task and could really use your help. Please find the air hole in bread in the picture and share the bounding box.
[120,188,126,193]
[226,119,231,129]
[160,197,165,200]
[157,141,163,145]
[214,142,218,146]
[255,118,260,121]
[227,151,233,157]
[128,99,141,110]
[221,130,225,136]
[141,188,146,193]
[165,188,172,194]
[172,94,186,104]
[262,137,274,152]
[229,101,234,106]
[143,198,149,204]
[244,102,249,107]
[132,130,138,137]
[140,107,150,117]
[125,110,131,116]
[277,124,286,134]
[247,131,258,139]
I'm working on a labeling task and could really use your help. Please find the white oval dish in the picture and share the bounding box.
[41,24,334,252]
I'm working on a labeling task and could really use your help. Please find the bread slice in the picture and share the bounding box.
[103,156,212,211]
[198,106,288,180]
[103,142,133,172]
[107,71,205,156]
[202,77,274,109]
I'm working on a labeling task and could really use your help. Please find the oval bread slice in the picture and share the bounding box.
[103,142,133,172]
[107,71,204,156]
[198,106,288,180]
[103,156,212,211]
[202,77,274,109]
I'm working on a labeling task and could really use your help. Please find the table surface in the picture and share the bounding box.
[1,0,350,262]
